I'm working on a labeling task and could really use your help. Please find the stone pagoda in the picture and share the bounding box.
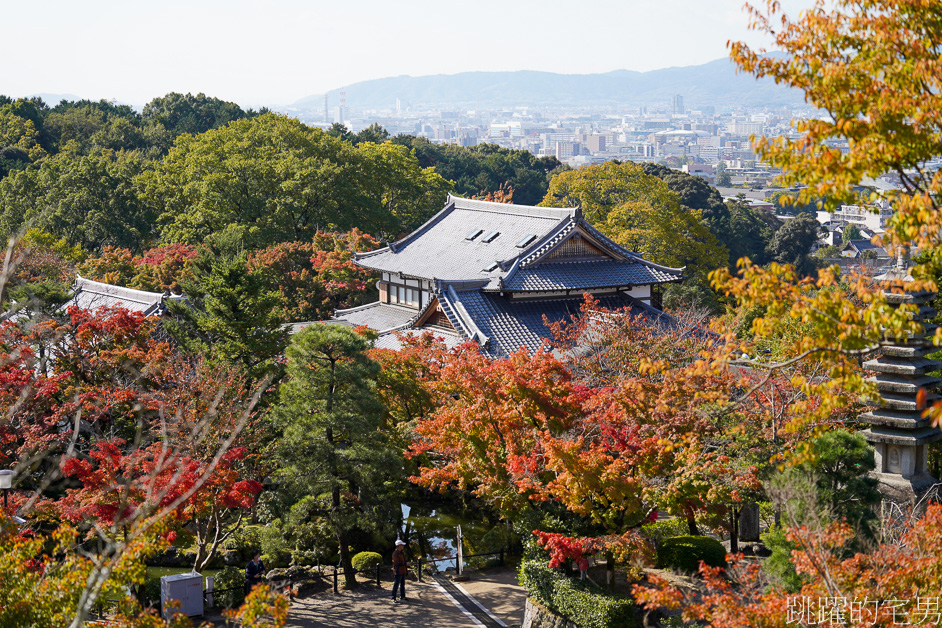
[860,260,942,502]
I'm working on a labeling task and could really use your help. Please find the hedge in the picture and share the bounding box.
[655,535,727,574]
[519,560,635,628]
[351,551,383,572]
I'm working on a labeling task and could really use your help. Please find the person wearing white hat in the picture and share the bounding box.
[391,539,410,602]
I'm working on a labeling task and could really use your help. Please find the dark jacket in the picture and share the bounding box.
[246,558,266,584]
[392,548,408,575]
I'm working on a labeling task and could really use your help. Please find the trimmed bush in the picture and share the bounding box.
[519,560,635,628]
[640,518,688,544]
[655,536,727,574]
[214,566,245,609]
[352,551,383,572]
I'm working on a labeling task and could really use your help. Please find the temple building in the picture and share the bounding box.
[332,195,685,356]
[63,276,180,316]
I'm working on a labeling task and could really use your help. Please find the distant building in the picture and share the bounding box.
[672,95,685,116]
[332,196,684,357]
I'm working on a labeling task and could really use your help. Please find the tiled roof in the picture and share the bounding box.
[354,196,575,282]
[331,302,419,332]
[502,259,681,291]
[63,276,167,316]
[373,328,467,351]
[443,290,669,358]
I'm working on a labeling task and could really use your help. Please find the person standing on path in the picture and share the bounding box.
[391,539,410,602]
[245,550,266,595]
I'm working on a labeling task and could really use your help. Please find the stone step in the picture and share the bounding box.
[881,344,936,358]
[859,410,934,429]
[871,392,942,412]
[869,374,942,394]
[884,290,936,305]
[863,356,942,376]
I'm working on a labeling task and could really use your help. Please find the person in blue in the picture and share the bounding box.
[245,550,266,595]
[391,539,410,602]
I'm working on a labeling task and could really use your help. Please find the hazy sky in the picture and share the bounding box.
[3,0,815,108]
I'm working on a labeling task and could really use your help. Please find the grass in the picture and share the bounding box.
[146,566,221,586]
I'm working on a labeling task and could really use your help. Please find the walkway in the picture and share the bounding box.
[286,568,526,628]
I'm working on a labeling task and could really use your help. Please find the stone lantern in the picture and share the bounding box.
[860,260,942,502]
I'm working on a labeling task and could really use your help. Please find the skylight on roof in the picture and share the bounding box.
[482,231,500,243]
[516,234,537,248]
[465,229,484,241]
[483,262,500,272]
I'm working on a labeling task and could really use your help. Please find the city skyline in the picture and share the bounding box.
[4,0,816,108]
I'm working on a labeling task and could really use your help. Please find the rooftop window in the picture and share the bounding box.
[516,234,537,248]
[483,262,500,272]
[465,229,484,241]
[482,231,500,243]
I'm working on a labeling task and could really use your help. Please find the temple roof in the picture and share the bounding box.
[354,195,684,290]
[63,276,171,316]
[330,301,420,333]
[433,290,670,358]
[501,259,682,292]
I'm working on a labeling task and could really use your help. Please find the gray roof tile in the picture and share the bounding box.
[63,276,166,315]
[355,196,574,281]
[444,290,669,358]
[503,259,681,291]
[332,302,419,332]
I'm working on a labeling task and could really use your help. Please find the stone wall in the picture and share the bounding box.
[522,597,579,628]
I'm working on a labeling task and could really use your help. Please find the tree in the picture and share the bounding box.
[391,136,562,206]
[714,163,731,187]
[140,114,448,245]
[765,213,824,277]
[164,227,287,376]
[841,222,862,243]
[0,149,152,252]
[540,161,729,277]
[273,324,402,588]
[246,229,380,323]
[726,195,777,266]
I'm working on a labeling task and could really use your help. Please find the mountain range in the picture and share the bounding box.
[292,56,803,112]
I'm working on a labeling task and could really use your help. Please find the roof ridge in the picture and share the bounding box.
[74,275,164,302]
[451,195,576,220]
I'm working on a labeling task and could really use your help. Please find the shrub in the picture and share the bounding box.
[655,536,727,574]
[640,518,688,545]
[760,526,804,592]
[351,551,383,573]
[519,560,634,628]
[142,573,162,607]
[213,566,245,609]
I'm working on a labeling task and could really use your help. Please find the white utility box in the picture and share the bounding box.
[161,572,203,619]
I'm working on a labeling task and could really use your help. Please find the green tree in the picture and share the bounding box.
[0,149,151,252]
[142,92,248,137]
[273,324,402,588]
[392,136,561,205]
[715,162,731,187]
[841,222,862,243]
[765,213,824,277]
[141,114,448,245]
[165,226,287,376]
[726,195,777,266]
[353,123,390,146]
[540,161,729,277]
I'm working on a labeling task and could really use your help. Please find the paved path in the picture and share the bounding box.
[285,568,526,628]
[287,580,476,628]
[456,568,526,628]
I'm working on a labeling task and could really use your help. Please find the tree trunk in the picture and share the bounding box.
[729,506,739,555]
[606,553,616,593]
[338,530,356,588]
[685,503,700,536]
